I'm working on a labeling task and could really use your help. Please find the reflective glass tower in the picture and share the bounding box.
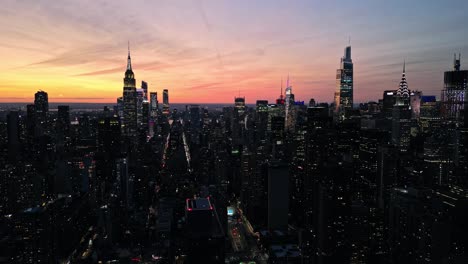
[334,46,353,121]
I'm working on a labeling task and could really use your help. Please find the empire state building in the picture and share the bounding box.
[123,45,138,138]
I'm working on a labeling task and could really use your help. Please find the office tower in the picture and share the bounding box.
[25,104,35,150]
[234,97,246,115]
[34,90,48,135]
[149,92,158,119]
[117,97,124,119]
[334,45,354,121]
[382,90,396,118]
[307,106,329,129]
[115,158,130,208]
[232,97,246,145]
[441,54,468,123]
[7,111,21,161]
[97,117,121,158]
[392,62,412,152]
[410,90,422,119]
[255,100,269,142]
[56,106,70,151]
[256,100,268,112]
[122,45,138,138]
[162,89,170,115]
[185,197,224,262]
[136,88,144,128]
[271,116,285,159]
[142,100,149,132]
[419,96,440,132]
[267,162,289,230]
[141,81,148,101]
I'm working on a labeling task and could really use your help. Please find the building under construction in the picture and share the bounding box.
[441,54,468,123]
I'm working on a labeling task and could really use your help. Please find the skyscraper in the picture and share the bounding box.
[122,45,138,137]
[150,92,158,119]
[34,90,48,135]
[392,62,412,152]
[162,89,170,115]
[234,97,246,115]
[7,111,21,161]
[284,76,296,131]
[136,88,145,128]
[141,81,148,101]
[334,45,354,121]
[441,54,468,123]
[56,105,70,150]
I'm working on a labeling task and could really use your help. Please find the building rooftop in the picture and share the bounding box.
[186,197,213,211]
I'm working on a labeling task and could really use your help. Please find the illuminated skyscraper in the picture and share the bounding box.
[162,89,170,115]
[284,76,296,131]
[122,44,138,137]
[441,54,468,123]
[334,45,354,121]
[392,62,412,152]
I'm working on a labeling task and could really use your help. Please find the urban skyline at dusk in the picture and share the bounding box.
[1,0,468,104]
[1,1,468,263]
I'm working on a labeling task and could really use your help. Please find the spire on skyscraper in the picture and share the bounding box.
[280,78,283,99]
[127,41,132,71]
[396,61,409,98]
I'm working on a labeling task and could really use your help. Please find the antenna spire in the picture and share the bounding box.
[403,60,405,73]
[126,41,132,71]
[348,36,351,45]
[280,78,283,99]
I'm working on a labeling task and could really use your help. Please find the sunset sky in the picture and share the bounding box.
[1,0,467,104]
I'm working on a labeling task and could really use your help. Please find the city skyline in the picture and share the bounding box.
[1,0,468,104]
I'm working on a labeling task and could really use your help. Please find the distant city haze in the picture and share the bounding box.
[1,0,467,103]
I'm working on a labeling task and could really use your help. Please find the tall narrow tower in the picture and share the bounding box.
[334,45,354,121]
[122,43,138,137]
[392,62,412,152]
[162,89,170,115]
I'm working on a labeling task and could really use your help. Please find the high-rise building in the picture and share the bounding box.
[117,97,124,119]
[34,90,48,135]
[7,111,21,161]
[382,90,396,118]
[149,92,158,119]
[410,90,422,119]
[392,62,412,152]
[441,54,468,123]
[141,81,148,101]
[267,162,289,230]
[25,104,35,150]
[185,197,224,262]
[56,106,70,150]
[284,76,296,131]
[122,45,138,138]
[419,96,440,132]
[162,89,170,115]
[334,45,354,121]
[234,97,246,115]
[142,100,149,132]
[136,88,144,128]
